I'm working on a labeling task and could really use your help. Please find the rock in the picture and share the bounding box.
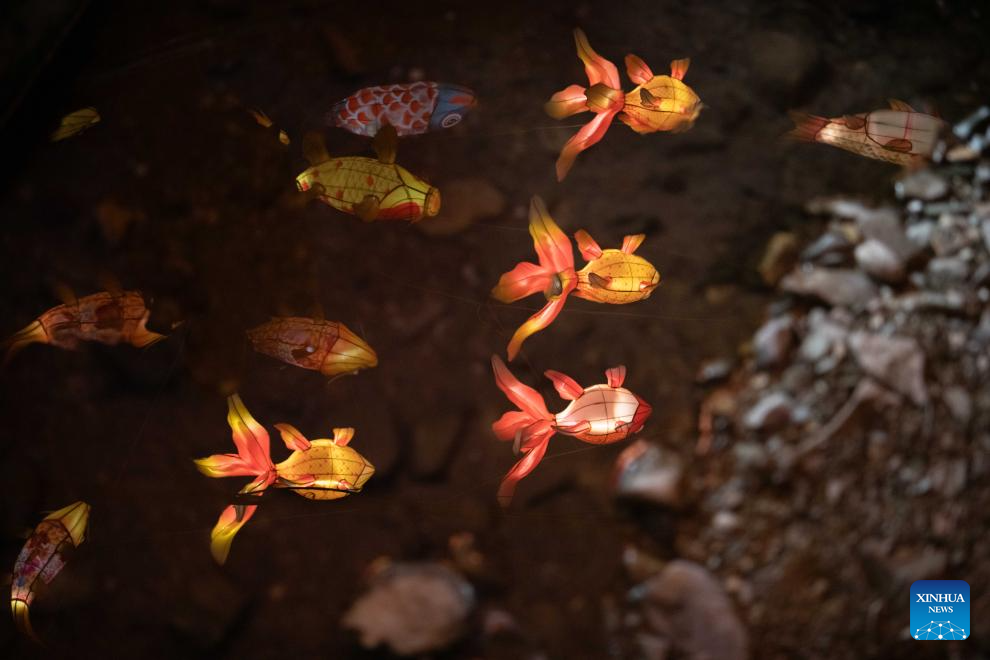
[848,332,928,405]
[943,386,972,424]
[895,169,949,201]
[926,257,969,288]
[953,105,990,140]
[758,232,799,285]
[614,440,684,508]
[743,391,794,432]
[696,358,732,385]
[753,315,793,369]
[888,546,948,585]
[854,239,905,283]
[853,206,918,262]
[930,458,967,498]
[418,178,505,236]
[906,220,935,248]
[633,560,748,660]
[798,309,848,364]
[342,562,475,656]
[800,231,854,267]
[781,267,879,308]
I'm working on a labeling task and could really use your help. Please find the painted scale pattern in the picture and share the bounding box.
[296,157,437,221]
[330,83,438,137]
[621,76,701,134]
[276,439,376,500]
[554,384,648,444]
[817,110,944,165]
[247,317,377,376]
[576,250,661,304]
[11,522,72,610]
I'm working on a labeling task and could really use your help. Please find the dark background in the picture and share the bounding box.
[1,0,988,657]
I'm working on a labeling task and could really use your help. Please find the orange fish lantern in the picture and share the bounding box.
[295,126,441,222]
[11,501,91,641]
[247,317,377,377]
[788,100,945,166]
[546,28,701,180]
[3,290,165,364]
[491,355,651,506]
[492,196,660,360]
[329,82,477,137]
[195,395,375,564]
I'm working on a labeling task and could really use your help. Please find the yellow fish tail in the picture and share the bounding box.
[2,320,48,366]
[12,599,40,643]
[209,503,258,565]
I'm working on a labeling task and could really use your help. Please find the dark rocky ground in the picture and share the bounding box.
[0,1,988,658]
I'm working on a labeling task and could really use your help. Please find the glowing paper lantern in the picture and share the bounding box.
[247,317,377,377]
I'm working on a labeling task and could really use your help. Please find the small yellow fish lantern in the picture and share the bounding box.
[295,126,441,222]
[51,108,100,142]
[195,395,374,564]
[11,501,91,641]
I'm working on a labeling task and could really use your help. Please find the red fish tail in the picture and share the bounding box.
[787,111,829,142]
[492,261,554,303]
[555,110,619,181]
[2,320,49,366]
[545,84,589,119]
[497,423,553,507]
[194,395,275,479]
[491,355,553,432]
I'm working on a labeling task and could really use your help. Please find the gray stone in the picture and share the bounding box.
[848,332,928,405]
[781,267,879,308]
[753,315,794,369]
[896,170,949,201]
[696,358,733,385]
[614,440,684,508]
[743,392,794,431]
[343,562,475,656]
[800,231,854,267]
[943,386,973,424]
[926,257,970,288]
[855,239,905,283]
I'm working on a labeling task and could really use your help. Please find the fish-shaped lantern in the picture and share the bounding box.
[247,317,377,377]
[3,290,165,364]
[491,355,651,506]
[296,126,441,222]
[195,395,375,564]
[492,196,660,360]
[546,28,702,180]
[329,82,477,137]
[51,107,100,142]
[11,501,91,641]
[787,100,945,166]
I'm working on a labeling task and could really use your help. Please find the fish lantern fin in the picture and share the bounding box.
[556,419,591,434]
[605,365,626,387]
[11,599,39,643]
[883,138,913,153]
[506,295,569,361]
[555,110,619,181]
[332,427,355,446]
[786,111,828,142]
[544,369,584,400]
[209,503,258,565]
[888,98,916,112]
[497,425,553,507]
[492,261,552,303]
[639,88,659,108]
[621,234,646,254]
[624,54,654,85]
[274,423,311,451]
[491,354,553,422]
[281,473,317,488]
[303,131,331,165]
[587,272,612,289]
[354,195,380,222]
[545,84,589,119]
[226,395,275,474]
[372,123,398,164]
[2,320,50,366]
[574,229,603,260]
[529,197,575,273]
[573,28,621,89]
[669,58,690,81]
[842,114,866,130]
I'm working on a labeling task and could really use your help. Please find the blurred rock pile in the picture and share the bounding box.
[613,108,990,659]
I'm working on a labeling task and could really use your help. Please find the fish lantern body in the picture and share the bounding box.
[788,100,945,166]
[11,501,91,641]
[545,28,701,180]
[3,291,165,364]
[491,197,660,360]
[195,395,374,564]
[329,82,477,137]
[247,317,377,377]
[490,356,651,505]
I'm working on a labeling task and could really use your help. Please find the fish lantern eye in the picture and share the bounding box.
[547,273,564,298]
[441,113,462,128]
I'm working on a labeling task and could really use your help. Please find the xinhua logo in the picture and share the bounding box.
[911,580,970,641]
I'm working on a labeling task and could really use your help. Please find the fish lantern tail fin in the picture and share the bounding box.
[786,111,829,142]
[545,84,590,119]
[2,320,49,366]
[497,423,553,507]
[326,98,347,128]
[12,599,40,643]
[505,296,569,361]
[491,354,554,436]
[209,503,259,565]
[555,110,619,181]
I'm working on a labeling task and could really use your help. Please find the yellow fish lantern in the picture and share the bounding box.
[11,501,91,641]
[295,125,441,222]
[195,395,374,564]
[787,99,946,166]
[491,196,660,360]
[546,28,701,180]
[51,107,100,142]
